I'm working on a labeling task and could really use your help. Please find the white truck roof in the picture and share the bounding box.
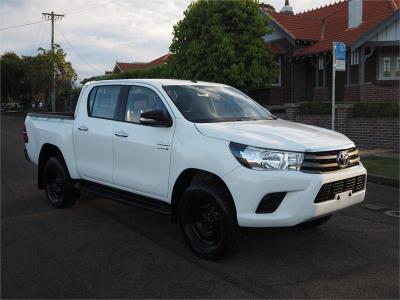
[85,79,228,88]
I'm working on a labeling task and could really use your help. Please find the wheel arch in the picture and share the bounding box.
[37,143,70,189]
[170,168,236,222]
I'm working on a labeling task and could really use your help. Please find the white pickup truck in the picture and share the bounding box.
[24,79,367,259]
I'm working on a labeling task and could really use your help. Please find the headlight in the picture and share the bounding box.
[229,142,304,171]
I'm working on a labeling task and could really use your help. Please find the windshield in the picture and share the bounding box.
[162,85,273,123]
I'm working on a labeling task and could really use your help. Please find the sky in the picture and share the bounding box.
[0,0,333,81]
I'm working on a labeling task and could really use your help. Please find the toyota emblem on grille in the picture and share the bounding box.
[337,151,350,168]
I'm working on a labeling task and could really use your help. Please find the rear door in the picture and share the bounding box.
[74,85,122,184]
[112,84,175,199]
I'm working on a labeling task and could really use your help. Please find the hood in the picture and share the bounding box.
[195,119,354,152]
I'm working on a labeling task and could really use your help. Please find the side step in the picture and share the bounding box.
[75,181,171,215]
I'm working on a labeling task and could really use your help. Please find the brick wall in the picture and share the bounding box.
[344,85,360,102]
[312,87,330,102]
[359,82,400,102]
[268,103,399,151]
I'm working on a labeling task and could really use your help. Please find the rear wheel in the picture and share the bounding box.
[43,157,79,208]
[178,181,238,260]
[297,214,332,229]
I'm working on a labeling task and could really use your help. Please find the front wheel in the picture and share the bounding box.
[178,181,239,260]
[43,157,79,208]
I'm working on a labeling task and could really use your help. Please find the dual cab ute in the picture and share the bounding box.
[24,79,367,259]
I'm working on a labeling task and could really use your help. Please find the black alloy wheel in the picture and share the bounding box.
[179,181,238,260]
[43,157,79,208]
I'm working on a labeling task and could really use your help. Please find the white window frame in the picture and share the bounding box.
[318,56,324,70]
[378,54,400,80]
[350,50,359,65]
[272,55,282,87]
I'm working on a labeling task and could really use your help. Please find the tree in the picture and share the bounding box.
[1,45,77,109]
[1,52,25,102]
[169,0,277,91]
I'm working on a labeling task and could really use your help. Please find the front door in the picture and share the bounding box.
[112,85,175,199]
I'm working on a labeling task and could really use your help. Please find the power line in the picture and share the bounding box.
[31,21,45,56]
[0,20,44,31]
[0,2,108,31]
[64,2,108,16]
[55,23,102,74]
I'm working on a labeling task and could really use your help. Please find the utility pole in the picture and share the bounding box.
[42,11,64,112]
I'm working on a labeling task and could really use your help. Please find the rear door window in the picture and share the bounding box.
[89,85,121,120]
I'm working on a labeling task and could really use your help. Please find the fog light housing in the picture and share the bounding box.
[256,192,287,213]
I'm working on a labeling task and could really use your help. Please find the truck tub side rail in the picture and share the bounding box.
[27,112,75,120]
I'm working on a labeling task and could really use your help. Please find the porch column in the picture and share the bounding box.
[322,55,326,87]
[359,46,365,83]
[346,52,351,85]
[359,46,376,84]
[315,56,319,87]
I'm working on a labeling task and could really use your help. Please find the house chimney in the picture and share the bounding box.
[260,2,276,13]
[348,0,363,28]
[280,0,294,15]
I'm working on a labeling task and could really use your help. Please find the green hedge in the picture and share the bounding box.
[352,102,399,118]
[269,107,286,114]
[82,64,172,84]
[105,64,172,80]
[300,102,331,115]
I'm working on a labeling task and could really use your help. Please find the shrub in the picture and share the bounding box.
[107,64,172,80]
[269,107,286,114]
[300,102,331,115]
[81,64,173,84]
[353,102,399,118]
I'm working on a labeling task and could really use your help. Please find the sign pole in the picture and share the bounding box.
[332,42,336,131]
[331,41,346,131]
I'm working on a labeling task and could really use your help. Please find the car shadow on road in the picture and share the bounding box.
[90,195,396,297]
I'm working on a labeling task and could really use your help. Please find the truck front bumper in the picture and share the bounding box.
[223,163,367,227]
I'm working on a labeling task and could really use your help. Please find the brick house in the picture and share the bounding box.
[108,53,171,74]
[253,0,400,105]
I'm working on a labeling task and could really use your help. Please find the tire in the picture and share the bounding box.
[297,214,332,229]
[43,157,79,208]
[178,181,239,260]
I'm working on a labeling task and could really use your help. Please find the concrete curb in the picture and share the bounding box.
[367,174,399,188]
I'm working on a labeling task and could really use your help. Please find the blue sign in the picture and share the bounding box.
[334,41,346,71]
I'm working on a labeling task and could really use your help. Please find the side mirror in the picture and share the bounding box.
[140,110,172,127]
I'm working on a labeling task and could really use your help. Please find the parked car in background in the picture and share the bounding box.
[2,102,23,112]
[24,79,367,259]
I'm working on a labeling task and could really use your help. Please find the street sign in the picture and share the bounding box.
[334,41,346,71]
[331,41,346,130]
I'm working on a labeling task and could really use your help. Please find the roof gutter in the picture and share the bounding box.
[261,10,296,46]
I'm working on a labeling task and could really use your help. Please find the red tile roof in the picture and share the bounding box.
[146,53,171,67]
[115,62,148,72]
[266,0,399,57]
[268,11,323,41]
[115,53,171,72]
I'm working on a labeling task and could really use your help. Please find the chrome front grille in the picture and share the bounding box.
[301,147,360,173]
[314,175,366,203]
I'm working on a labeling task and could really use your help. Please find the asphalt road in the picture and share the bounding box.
[1,114,399,299]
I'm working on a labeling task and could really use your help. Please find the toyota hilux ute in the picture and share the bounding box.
[24,79,367,260]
